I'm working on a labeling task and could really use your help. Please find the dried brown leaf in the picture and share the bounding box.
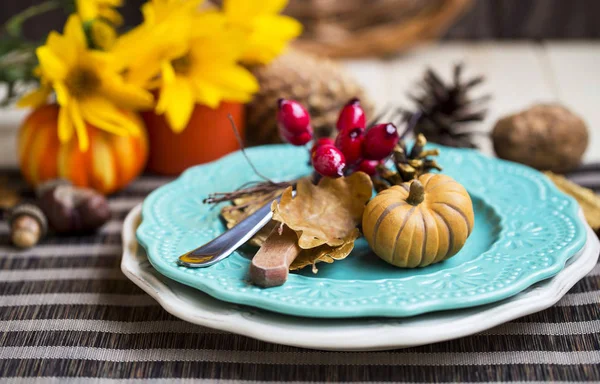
[272,172,373,249]
[545,171,600,230]
[289,233,358,272]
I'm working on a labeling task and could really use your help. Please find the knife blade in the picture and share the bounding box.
[177,192,292,268]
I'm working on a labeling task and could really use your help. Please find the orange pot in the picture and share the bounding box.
[18,104,148,194]
[142,102,245,175]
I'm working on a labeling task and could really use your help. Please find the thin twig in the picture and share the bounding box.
[227,114,274,184]
[203,178,298,205]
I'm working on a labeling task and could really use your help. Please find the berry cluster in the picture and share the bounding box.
[277,98,400,178]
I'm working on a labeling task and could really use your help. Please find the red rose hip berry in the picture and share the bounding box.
[311,137,335,157]
[281,129,313,146]
[362,123,399,160]
[336,98,366,132]
[312,145,346,178]
[357,159,380,176]
[277,98,311,136]
[335,127,364,165]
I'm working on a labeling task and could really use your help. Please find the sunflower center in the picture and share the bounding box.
[171,55,192,75]
[66,67,101,99]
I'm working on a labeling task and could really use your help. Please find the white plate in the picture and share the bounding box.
[122,204,599,351]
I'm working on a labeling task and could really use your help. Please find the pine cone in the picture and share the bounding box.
[375,134,442,191]
[245,49,374,146]
[406,63,490,148]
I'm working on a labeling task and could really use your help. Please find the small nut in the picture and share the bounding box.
[38,182,110,233]
[492,104,588,173]
[35,178,72,199]
[9,204,48,249]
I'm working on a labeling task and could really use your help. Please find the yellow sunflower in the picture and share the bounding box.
[156,28,259,131]
[19,15,153,151]
[112,0,203,87]
[223,0,302,64]
[113,0,259,132]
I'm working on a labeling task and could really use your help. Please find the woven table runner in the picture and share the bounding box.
[0,167,598,382]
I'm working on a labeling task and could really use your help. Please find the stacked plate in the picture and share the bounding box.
[122,145,599,351]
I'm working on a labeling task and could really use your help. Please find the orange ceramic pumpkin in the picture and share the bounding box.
[18,104,148,194]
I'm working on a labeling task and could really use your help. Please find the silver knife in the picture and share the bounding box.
[177,193,292,268]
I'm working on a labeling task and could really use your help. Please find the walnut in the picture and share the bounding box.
[492,104,588,173]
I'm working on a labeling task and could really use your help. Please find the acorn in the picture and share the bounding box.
[8,204,48,249]
[37,180,111,233]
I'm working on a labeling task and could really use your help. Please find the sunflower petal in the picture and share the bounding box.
[36,47,68,80]
[161,61,176,84]
[241,16,302,64]
[17,86,51,108]
[190,78,222,109]
[69,101,89,151]
[46,31,77,67]
[76,0,97,21]
[63,15,87,49]
[100,72,154,110]
[81,106,131,137]
[102,0,123,7]
[202,65,259,94]
[140,1,156,24]
[159,77,195,133]
[81,97,141,136]
[90,21,117,50]
[255,15,303,41]
[126,61,162,87]
[58,104,74,144]
[98,7,124,26]
[53,82,70,106]
[217,87,253,103]
[191,11,225,38]
[224,0,288,19]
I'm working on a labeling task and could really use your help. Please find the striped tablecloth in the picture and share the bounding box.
[0,166,599,382]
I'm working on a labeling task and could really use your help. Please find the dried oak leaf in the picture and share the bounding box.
[289,234,358,273]
[271,172,373,249]
[221,189,287,247]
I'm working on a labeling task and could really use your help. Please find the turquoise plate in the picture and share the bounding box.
[137,144,587,318]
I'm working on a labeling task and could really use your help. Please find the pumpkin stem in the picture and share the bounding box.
[406,180,425,205]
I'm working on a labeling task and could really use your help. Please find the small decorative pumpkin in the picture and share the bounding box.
[362,173,474,268]
[18,104,148,194]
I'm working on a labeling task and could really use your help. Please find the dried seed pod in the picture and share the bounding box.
[9,204,47,249]
[37,181,111,233]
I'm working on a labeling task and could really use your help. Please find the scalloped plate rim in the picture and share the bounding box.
[137,144,588,318]
[125,204,600,350]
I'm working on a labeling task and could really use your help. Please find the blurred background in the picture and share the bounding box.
[3,0,600,42]
[0,0,598,172]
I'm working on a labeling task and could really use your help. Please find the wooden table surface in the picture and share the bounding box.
[0,42,598,167]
